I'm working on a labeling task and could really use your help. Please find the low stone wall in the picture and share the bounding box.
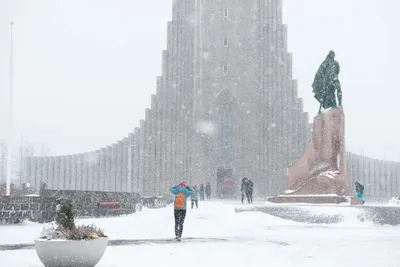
[42,189,141,219]
[1,190,142,223]
[1,191,170,224]
[0,196,56,223]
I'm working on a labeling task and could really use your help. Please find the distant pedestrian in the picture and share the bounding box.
[199,184,205,201]
[355,181,365,205]
[170,182,193,241]
[205,182,211,200]
[191,185,199,209]
[241,178,248,204]
[246,179,254,204]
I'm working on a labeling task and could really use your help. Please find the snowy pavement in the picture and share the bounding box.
[1,201,400,267]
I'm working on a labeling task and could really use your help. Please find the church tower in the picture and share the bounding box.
[189,0,310,197]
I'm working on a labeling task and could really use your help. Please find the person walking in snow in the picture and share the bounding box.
[241,177,248,204]
[199,184,205,201]
[205,182,211,200]
[246,179,254,204]
[170,182,193,241]
[355,181,365,205]
[191,185,199,209]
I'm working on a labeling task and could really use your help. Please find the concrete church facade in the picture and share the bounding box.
[28,1,400,200]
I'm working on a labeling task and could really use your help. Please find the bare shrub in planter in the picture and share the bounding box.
[40,202,106,241]
[35,202,108,267]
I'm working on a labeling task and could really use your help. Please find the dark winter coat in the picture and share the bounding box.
[246,180,254,193]
[200,184,205,195]
[355,182,364,194]
[205,184,211,195]
[240,179,247,193]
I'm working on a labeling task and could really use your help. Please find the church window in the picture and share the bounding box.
[224,8,229,17]
[223,65,228,75]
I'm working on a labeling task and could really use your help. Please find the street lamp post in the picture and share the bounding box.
[6,21,14,196]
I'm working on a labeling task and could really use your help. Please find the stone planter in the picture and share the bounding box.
[35,237,108,267]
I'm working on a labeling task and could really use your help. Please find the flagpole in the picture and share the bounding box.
[6,21,14,196]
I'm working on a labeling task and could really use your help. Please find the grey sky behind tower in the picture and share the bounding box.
[0,0,399,160]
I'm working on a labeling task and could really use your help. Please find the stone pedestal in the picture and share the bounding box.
[267,108,353,204]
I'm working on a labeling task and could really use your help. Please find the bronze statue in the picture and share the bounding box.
[312,50,342,113]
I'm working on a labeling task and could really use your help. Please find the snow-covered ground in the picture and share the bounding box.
[1,201,400,267]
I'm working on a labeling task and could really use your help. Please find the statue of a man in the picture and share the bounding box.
[312,50,342,113]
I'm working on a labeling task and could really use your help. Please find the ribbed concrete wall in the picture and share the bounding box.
[347,153,400,200]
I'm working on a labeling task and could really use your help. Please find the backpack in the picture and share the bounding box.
[174,192,186,209]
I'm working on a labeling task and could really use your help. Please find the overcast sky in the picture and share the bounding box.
[0,0,399,160]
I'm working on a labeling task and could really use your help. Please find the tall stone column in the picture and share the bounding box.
[82,153,89,191]
[21,155,28,185]
[150,95,157,195]
[65,155,72,190]
[133,128,140,193]
[115,141,122,192]
[265,2,274,196]
[87,151,94,191]
[124,137,131,192]
[30,157,37,190]
[96,150,101,191]
[105,146,112,192]
[87,152,93,191]
[93,150,100,192]
[155,84,162,195]
[143,111,150,195]
[382,160,387,197]
[166,22,173,189]
[70,155,77,190]
[396,163,400,197]
[53,156,60,190]
[139,120,145,195]
[367,158,373,197]
[90,151,95,191]
[47,157,54,190]
[35,157,41,189]
[183,1,192,188]
[366,158,372,197]
[59,156,66,190]
[25,157,32,187]
[76,154,83,191]
[385,161,391,197]
[42,157,48,188]
[161,50,168,194]
[376,160,381,198]
[170,6,177,187]
[111,143,117,192]
[175,0,183,189]
[99,148,106,191]
[389,161,396,197]
[290,80,299,161]
[297,99,305,155]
